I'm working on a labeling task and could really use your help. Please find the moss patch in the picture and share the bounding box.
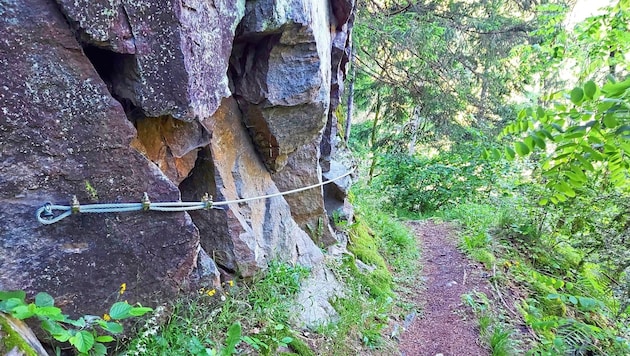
[347,219,394,298]
[0,313,38,356]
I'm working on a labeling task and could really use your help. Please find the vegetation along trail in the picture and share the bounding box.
[399,221,492,356]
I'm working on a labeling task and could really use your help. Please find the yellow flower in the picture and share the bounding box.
[228,280,234,287]
[103,313,111,321]
[206,289,216,297]
[119,283,127,295]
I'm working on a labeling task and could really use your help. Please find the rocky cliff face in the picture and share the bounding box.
[0,0,355,320]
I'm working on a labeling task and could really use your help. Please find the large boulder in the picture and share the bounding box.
[321,0,355,172]
[131,116,211,184]
[183,97,324,277]
[272,140,337,246]
[0,0,199,317]
[230,0,353,246]
[55,0,245,120]
[231,0,332,172]
[0,0,356,326]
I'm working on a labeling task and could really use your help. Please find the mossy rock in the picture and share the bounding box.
[541,298,567,317]
[346,220,394,298]
[287,335,315,356]
[0,313,49,356]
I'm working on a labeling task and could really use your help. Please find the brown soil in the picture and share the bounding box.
[398,220,493,356]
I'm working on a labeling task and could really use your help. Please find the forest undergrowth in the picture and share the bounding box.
[348,1,630,354]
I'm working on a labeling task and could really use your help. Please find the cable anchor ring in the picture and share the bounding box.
[201,193,213,210]
[141,192,151,211]
[71,195,80,214]
[41,203,54,220]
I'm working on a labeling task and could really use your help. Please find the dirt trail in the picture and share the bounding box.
[399,220,492,356]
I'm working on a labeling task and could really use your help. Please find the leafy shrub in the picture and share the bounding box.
[0,290,151,356]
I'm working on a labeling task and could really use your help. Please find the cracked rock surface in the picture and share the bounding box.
[0,0,356,324]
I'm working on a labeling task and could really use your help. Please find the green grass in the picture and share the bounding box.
[352,192,420,280]
[489,326,513,356]
[315,194,420,354]
[120,262,313,356]
[119,194,420,356]
[463,292,519,356]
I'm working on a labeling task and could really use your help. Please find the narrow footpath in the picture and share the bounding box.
[399,220,493,356]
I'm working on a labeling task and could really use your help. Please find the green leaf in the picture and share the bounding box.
[280,336,293,344]
[222,322,242,356]
[538,198,549,206]
[35,306,62,318]
[109,302,132,320]
[603,114,619,128]
[571,166,587,180]
[91,343,108,356]
[531,135,546,150]
[65,317,86,328]
[0,290,26,302]
[95,335,115,343]
[564,131,587,139]
[570,87,584,105]
[128,306,153,317]
[524,136,535,150]
[602,78,630,97]
[577,297,598,311]
[551,123,565,133]
[584,80,597,99]
[576,156,595,171]
[587,134,603,144]
[519,120,529,132]
[12,305,35,319]
[69,330,95,354]
[0,298,25,313]
[52,332,72,342]
[554,193,567,203]
[41,319,67,336]
[100,322,123,334]
[568,295,578,305]
[514,142,530,156]
[35,292,55,307]
[533,320,559,330]
[490,148,501,160]
[505,147,515,160]
[538,129,555,141]
[558,182,576,197]
[242,336,262,350]
[616,125,630,135]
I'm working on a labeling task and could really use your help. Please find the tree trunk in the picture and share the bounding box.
[408,106,421,156]
[368,91,382,185]
[344,47,355,143]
